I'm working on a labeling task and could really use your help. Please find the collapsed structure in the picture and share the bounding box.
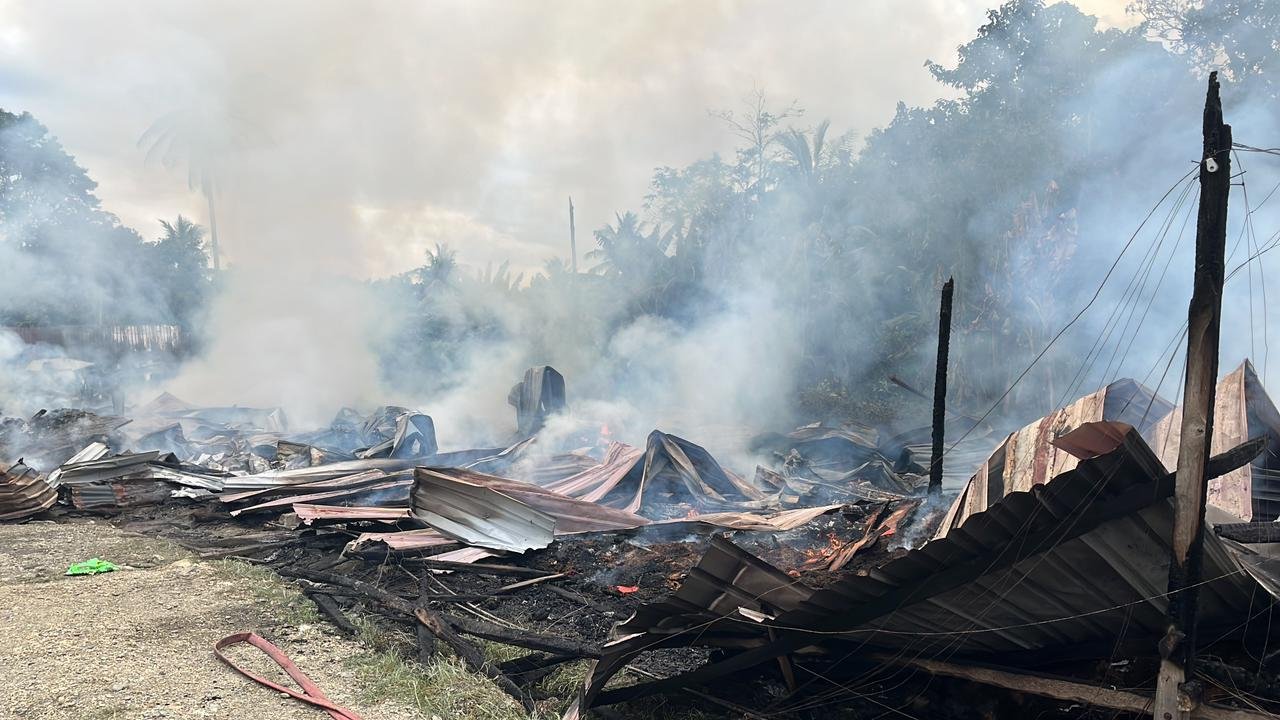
[3,362,1280,718]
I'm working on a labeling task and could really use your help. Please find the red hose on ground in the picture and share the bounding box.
[214,632,364,720]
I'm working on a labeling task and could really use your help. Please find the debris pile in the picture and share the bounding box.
[4,362,1280,719]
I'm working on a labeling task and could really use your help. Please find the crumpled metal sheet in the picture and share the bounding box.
[643,431,768,507]
[231,475,411,516]
[411,468,556,552]
[541,433,770,516]
[542,442,644,502]
[509,366,566,437]
[411,466,650,549]
[750,421,882,467]
[219,469,390,506]
[0,460,56,520]
[49,445,228,497]
[345,528,454,554]
[355,410,437,460]
[575,423,1272,712]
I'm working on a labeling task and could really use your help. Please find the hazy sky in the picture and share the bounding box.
[0,0,1132,279]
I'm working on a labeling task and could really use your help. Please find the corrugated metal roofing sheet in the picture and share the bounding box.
[1149,360,1280,522]
[412,469,556,552]
[0,460,56,519]
[936,378,1173,537]
[578,423,1272,711]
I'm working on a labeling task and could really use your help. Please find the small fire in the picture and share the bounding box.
[599,423,612,440]
[799,532,844,566]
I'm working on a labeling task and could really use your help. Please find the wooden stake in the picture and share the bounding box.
[1153,71,1232,720]
[929,277,954,496]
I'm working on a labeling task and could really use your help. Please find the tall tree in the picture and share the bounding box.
[1133,0,1279,100]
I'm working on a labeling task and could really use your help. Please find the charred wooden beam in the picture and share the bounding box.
[929,276,954,496]
[1213,522,1280,544]
[1155,71,1233,720]
[498,652,579,675]
[416,577,437,662]
[883,656,1271,720]
[447,614,601,658]
[303,591,359,636]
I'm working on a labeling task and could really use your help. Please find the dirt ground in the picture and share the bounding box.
[0,518,423,720]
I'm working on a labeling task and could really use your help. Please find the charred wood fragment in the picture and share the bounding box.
[303,591,359,636]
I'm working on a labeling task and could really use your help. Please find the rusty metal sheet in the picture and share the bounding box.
[345,528,454,554]
[0,460,56,520]
[292,504,411,524]
[542,442,643,501]
[414,467,649,535]
[938,378,1173,536]
[1149,361,1255,520]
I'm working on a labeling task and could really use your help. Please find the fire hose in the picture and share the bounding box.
[214,632,364,720]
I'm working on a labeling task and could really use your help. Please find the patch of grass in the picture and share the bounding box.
[479,642,588,709]
[536,660,589,700]
[345,617,531,720]
[210,559,320,625]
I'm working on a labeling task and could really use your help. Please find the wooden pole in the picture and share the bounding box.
[1153,71,1232,720]
[206,189,221,272]
[929,276,954,496]
[569,196,578,273]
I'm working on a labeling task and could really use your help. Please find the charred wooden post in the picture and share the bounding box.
[928,277,954,496]
[416,577,437,662]
[569,196,578,273]
[1153,71,1232,720]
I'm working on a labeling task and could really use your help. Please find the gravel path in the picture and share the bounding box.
[0,519,422,720]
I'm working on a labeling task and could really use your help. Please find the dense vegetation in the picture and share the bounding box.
[0,109,213,329]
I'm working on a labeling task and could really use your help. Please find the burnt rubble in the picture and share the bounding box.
[3,363,1280,719]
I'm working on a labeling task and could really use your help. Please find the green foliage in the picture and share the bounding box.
[1133,0,1280,100]
[0,109,212,329]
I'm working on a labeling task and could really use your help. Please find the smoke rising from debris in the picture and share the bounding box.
[2,0,1279,474]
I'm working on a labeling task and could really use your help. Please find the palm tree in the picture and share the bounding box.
[158,215,204,249]
[475,260,523,293]
[415,243,458,288]
[776,119,832,185]
[587,211,663,277]
[138,106,263,271]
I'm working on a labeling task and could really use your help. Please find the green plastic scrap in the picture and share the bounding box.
[66,558,119,576]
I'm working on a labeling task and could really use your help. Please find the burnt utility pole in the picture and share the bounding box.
[1152,72,1232,720]
[569,196,578,273]
[928,277,954,496]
